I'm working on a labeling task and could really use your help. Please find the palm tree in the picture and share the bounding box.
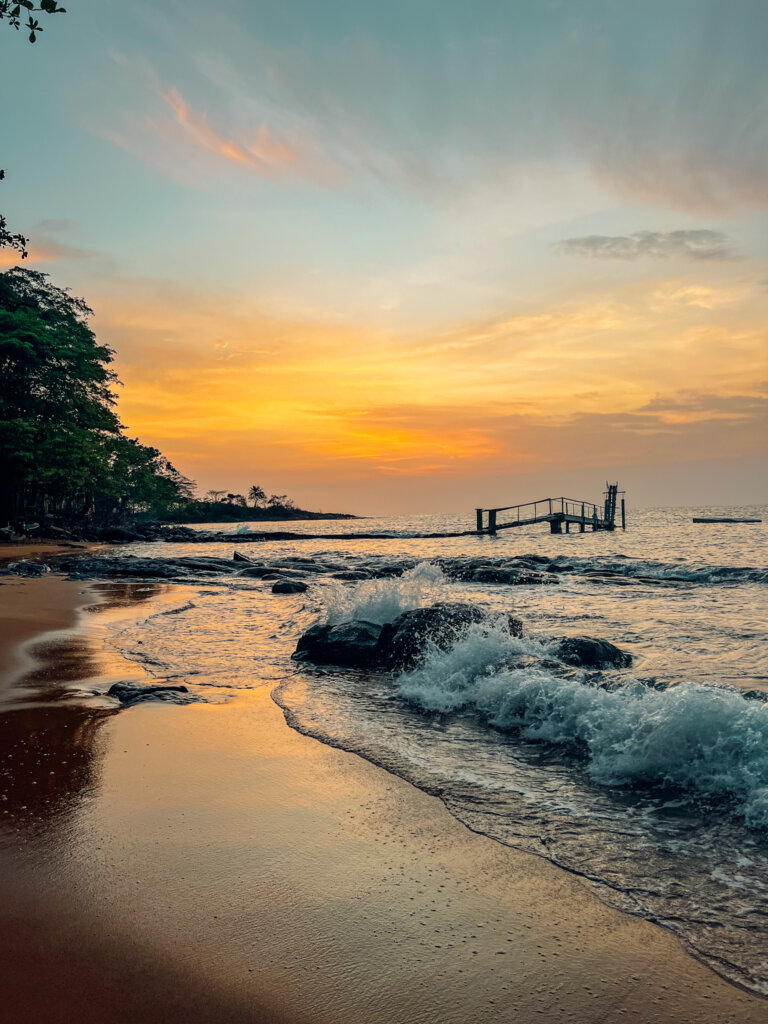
[248,484,266,508]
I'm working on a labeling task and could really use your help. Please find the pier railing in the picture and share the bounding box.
[475,486,624,534]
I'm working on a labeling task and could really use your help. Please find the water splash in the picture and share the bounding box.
[397,626,768,829]
[322,562,447,625]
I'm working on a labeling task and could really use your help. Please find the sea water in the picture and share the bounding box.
[96,505,768,992]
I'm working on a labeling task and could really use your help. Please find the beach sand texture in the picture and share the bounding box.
[0,576,765,1024]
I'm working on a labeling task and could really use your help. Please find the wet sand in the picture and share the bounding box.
[0,578,766,1023]
[0,572,90,687]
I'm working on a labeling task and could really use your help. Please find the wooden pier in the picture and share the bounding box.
[476,483,625,534]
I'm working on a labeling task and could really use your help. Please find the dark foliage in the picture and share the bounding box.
[0,268,193,528]
[0,2,66,44]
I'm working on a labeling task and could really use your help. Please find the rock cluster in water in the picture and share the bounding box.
[16,552,567,589]
[293,602,527,671]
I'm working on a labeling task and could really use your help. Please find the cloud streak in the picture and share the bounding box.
[159,88,338,185]
[558,230,732,261]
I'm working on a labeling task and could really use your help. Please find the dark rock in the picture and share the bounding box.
[370,563,408,578]
[332,570,372,580]
[471,567,558,586]
[272,579,308,594]
[293,602,525,672]
[232,550,255,562]
[98,527,144,542]
[57,555,243,580]
[172,556,238,572]
[742,689,768,703]
[7,560,50,577]
[554,636,632,669]
[236,565,278,577]
[293,620,384,668]
[107,682,191,706]
[378,602,522,671]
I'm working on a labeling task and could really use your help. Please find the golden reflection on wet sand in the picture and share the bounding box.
[0,583,168,832]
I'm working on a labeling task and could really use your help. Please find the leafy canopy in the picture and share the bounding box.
[0,268,193,524]
[0,2,66,43]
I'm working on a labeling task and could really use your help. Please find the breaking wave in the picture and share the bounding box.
[397,623,768,829]
[322,562,446,625]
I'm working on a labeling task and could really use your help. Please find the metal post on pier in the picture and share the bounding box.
[621,498,626,531]
[580,503,585,533]
[476,508,484,533]
[488,509,497,533]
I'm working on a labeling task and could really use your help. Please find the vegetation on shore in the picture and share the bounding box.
[162,489,353,524]
[0,268,350,536]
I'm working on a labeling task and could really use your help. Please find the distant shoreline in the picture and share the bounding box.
[159,507,359,524]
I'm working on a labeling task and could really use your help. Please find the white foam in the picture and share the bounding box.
[322,562,446,625]
[397,626,768,829]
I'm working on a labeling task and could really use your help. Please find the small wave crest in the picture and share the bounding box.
[396,625,768,829]
[548,555,768,586]
[322,562,446,625]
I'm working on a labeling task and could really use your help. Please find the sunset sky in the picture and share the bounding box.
[2,0,767,512]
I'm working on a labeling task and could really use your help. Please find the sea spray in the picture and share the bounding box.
[322,562,447,625]
[396,628,768,828]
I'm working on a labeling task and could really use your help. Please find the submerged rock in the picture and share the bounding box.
[107,682,192,706]
[553,636,632,669]
[272,579,308,594]
[470,566,558,586]
[294,620,384,667]
[6,560,50,577]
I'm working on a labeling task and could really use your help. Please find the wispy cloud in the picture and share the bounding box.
[158,87,338,186]
[639,391,768,419]
[558,230,733,261]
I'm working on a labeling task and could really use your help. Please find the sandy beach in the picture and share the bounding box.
[0,574,766,1024]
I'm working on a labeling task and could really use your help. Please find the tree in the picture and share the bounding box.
[0,267,193,526]
[0,2,66,43]
[267,494,296,510]
[247,484,266,507]
[204,490,226,503]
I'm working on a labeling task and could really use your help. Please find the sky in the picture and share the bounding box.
[2,0,767,513]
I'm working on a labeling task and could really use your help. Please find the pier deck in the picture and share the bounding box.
[476,485,625,534]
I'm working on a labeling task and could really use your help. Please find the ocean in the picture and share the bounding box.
[84,505,767,993]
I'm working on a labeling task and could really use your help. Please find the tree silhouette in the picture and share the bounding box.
[0,2,66,43]
[247,484,266,507]
[0,268,192,524]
